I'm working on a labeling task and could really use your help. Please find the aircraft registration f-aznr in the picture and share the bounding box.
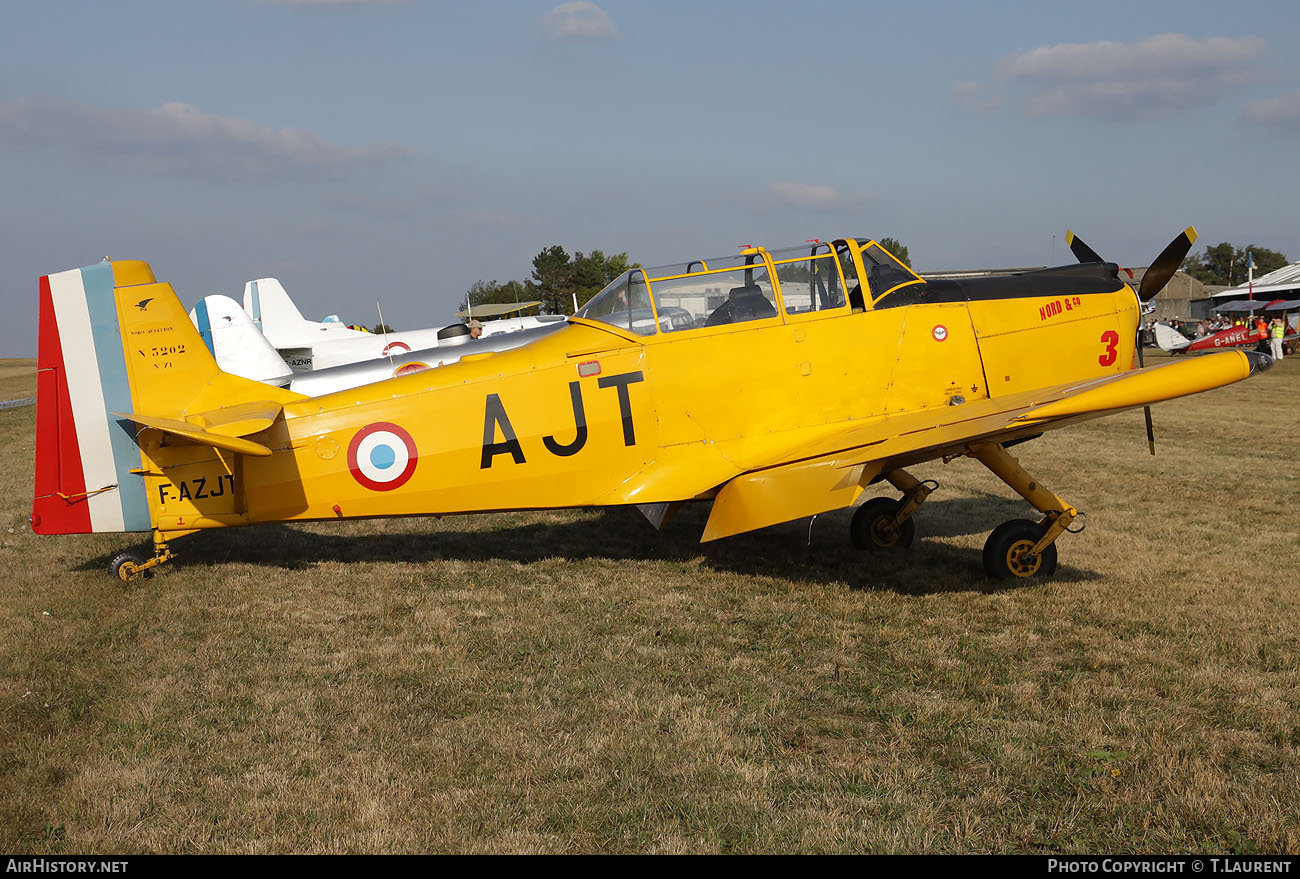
[32,229,1272,583]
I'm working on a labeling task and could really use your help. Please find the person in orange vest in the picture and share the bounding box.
[1254,316,1269,339]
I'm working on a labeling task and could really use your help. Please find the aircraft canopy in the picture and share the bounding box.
[575,239,918,335]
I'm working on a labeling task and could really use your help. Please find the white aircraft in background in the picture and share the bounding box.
[188,292,567,395]
[239,277,561,371]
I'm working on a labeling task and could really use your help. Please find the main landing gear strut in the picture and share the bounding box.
[850,469,937,551]
[849,442,1083,581]
[108,530,176,582]
[965,442,1081,581]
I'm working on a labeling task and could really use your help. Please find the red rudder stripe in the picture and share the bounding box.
[32,274,93,535]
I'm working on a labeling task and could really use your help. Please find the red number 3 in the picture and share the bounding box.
[1098,330,1120,366]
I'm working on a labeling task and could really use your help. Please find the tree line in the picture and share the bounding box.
[1184,243,1289,287]
[460,247,638,316]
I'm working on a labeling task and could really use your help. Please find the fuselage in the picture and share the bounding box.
[143,249,1141,537]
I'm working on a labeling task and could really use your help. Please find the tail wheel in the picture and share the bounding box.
[851,497,915,550]
[108,551,146,583]
[982,519,1058,580]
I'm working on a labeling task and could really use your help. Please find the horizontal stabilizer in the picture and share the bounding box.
[188,400,284,437]
[112,411,275,457]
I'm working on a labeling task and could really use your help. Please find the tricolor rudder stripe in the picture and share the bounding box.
[32,262,152,534]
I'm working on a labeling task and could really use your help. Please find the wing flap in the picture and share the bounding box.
[702,457,881,542]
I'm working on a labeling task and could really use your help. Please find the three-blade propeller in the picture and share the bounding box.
[1063,226,1199,456]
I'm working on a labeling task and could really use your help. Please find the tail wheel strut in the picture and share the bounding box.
[107,531,175,582]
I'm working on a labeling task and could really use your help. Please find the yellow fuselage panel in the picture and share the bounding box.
[644,305,983,447]
[971,287,1136,395]
[882,304,988,412]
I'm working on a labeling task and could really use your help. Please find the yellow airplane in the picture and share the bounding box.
[32,231,1270,583]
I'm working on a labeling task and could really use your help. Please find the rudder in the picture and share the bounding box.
[34,261,160,534]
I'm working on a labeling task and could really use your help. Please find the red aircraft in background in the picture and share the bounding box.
[1153,315,1295,354]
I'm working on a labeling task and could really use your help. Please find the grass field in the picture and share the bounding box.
[1,353,1297,854]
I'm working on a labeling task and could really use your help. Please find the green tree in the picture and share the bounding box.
[1184,243,1288,287]
[877,237,911,267]
[459,279,505,313]
[572,250,607,306]
[498,280,530,308]
[572,249,637,310]
[463,247,638,317]
[526,245,576,314]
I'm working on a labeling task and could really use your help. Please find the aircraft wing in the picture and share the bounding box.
[455,301,544,318]
[698,349,1262,541]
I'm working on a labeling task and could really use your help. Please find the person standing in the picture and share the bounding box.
[1270,318,1285,360]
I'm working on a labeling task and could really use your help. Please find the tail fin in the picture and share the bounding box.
[33,260,299,535]
[1153,324,1190,352]
[243,277,315,349]
[190,294,293,385]
[244,277,374,351]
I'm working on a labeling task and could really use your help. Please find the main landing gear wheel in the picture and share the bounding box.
[982,519,1058,581]
[108,550,147,583]
[851,497,915,550]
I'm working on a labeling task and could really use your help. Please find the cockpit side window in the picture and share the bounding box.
[576,270,657,335]
[768,243,846,315]
[650,260,778,332]
[860,242,922,302]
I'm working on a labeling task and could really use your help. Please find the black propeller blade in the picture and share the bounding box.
[1065,230,1104,264]
[1137,226,1197,302]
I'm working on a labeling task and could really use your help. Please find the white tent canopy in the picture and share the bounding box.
[1211,261,1300,298]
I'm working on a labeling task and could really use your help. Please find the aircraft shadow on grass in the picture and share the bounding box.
[83,495,1100,595]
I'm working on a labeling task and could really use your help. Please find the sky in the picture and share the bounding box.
[3,0,1299,354]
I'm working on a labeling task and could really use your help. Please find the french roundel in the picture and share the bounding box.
[347,422,418,491]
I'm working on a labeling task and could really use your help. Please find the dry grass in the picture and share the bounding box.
[1,353,1297,854]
